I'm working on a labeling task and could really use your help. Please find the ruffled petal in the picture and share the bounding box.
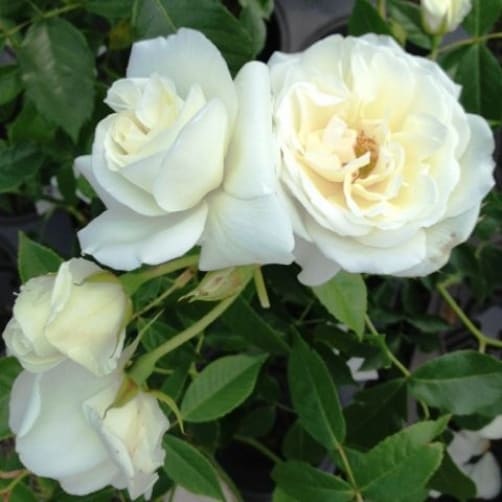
[153,100,227,211]
[78,204,208,270]
[224,61,276,198]
[127,29,237,125]
[293,237,340,286]
[199,191,294,269]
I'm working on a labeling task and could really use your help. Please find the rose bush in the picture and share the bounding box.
[270,34,494,285]
[9,360,168,500]
[2,258,129,376]
[421,0,472,35]
[77,28,293,271]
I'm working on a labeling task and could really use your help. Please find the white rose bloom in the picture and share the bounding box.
[3,258,129,376]
[9,361,169,500]
[438,418,502,500]
[77,28,293,271]
[421,0,472,35]
[270,34,494,285]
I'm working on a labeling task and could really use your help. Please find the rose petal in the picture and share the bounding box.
[224,61,276,199]
[479,416,502,440]
[293,237,340,286]
[445,114,495,219]
[78,204,208,270]
[12,361,114,478]
[468,453,501,500]
[59,460,121,496]
[394,203,479,277]
[199,191,294,269]
[127,28,237,126]
[306,216,427,275]
[152,99,227,212]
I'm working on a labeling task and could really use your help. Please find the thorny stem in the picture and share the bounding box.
[377,0,387,19]
[129,293,244,385]
[0,470,29,497]
[437,282,502,353]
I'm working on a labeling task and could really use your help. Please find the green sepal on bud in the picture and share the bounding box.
[182,266,255,303]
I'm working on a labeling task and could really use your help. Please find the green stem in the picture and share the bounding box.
[438,32,502,53]
[2,3,82,39]
[336,443,363,501]
[365,316,411,377]
[429,35,442,60]
[377,0,386,19]
[234,435,282,464]
[121,255,199,295]
[129,293,241,384]
[437,283,502,352]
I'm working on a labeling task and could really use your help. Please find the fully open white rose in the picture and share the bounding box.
[9,361,169,500]
[270,34,494,285]
[421,0,472,35]
[77,28,293,271]
[3,258,129,375]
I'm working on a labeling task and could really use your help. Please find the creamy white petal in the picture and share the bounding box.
[307,217,427,275]
[127,29,237,125]
[153,100,227,212]
[9,371,42,438]
[12,361,114,478]
[468,453,501,500]
[479,416,502,440]
[78,204,208,270]
[448,430,488,465]
[91,117,165,216]
[59,459,120,496]
[395,203,480,277]
[445,114,495,219]
[224,61,276,199]
[293,237,340,286]
[199,191,294,270]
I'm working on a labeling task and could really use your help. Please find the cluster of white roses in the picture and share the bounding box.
[3,6,495,497]
[77,27,494,286]
[4,259,168,500]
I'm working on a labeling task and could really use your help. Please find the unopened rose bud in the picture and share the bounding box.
[421,0,472,35]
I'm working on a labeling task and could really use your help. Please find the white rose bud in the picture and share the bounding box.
[270,34,494,285]
[3,258,130,376]
[76,28,293,272]
[9,360,169,500]
[421,0,472,35]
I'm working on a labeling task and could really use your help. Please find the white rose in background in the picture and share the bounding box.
[270,34,494,285]
[9,360,169,500]
[421,0,472,35]
[2,258,129,376]
[77,28,293,271]
[431,417,502,499]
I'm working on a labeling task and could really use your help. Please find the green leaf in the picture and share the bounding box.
[313,272,367,339]
[132,0,254,73]
[0,357,22,439]
[0,64,22,105]
[409,350,502,415]
[272,461,354,502]
[85,0,134,20]
[181,354,266,422]
[8,99,56,144]
[163,435,224,500]
[349,419,448,501]
[282,420,325,465]
[428,451,477,501]
[344,379,407,449]
[237,405,276,438]
[239,3,266,55]
[288,335,345,449]
[456,43,502,121]
[222,297,289,355]
[0,143,44,193]
[18,18,95,141]
[463,0,502,36]
[18,232,64,283]
[348,0,392,36]
[388,0,431,49]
